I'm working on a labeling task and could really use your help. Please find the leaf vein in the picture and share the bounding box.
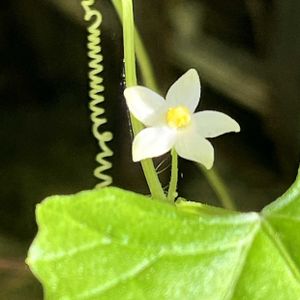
[262,219,300,284]
[222,223,260,300]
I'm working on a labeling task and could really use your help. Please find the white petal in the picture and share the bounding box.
[193,110,240,138]
[166,69,201,113]
[175,130,214,169]
[132,127,176,161]
[124,86,167,126]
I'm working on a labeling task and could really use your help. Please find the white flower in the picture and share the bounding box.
[124,69,240,169]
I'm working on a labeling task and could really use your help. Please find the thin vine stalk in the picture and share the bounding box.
[121,0,165,200]
[167,148,178,202]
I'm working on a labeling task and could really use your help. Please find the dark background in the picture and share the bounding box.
[1,0,299,298]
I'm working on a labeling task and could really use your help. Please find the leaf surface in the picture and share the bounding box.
[27,171,300,299]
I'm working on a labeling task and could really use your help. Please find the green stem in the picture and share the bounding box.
[167,148,178,202]
[111,0,159,91]
[134,33,158,91]
[198,165,236,210]
[120,0,165,200]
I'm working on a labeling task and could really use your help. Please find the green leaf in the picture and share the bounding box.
[27,170,300,299]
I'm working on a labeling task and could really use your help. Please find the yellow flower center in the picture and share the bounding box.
[166,106,191,128]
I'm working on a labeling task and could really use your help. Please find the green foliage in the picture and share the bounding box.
[27,170,300,299]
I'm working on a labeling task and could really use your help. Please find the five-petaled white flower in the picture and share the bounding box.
[124,69,240,169]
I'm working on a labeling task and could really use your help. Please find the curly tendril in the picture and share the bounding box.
[81,0,113,188]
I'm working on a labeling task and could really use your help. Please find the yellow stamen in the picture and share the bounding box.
[166,106,191,128]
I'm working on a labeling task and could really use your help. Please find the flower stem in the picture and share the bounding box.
[198,165,236,210]
[134,33,158,91]
[167,148,178,202]
[120,0,165,200]
[111,0,159,92]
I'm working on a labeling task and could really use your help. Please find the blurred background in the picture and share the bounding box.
[1,0,300,298]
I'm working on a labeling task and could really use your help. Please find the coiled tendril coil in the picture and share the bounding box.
[81,0,113,188]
